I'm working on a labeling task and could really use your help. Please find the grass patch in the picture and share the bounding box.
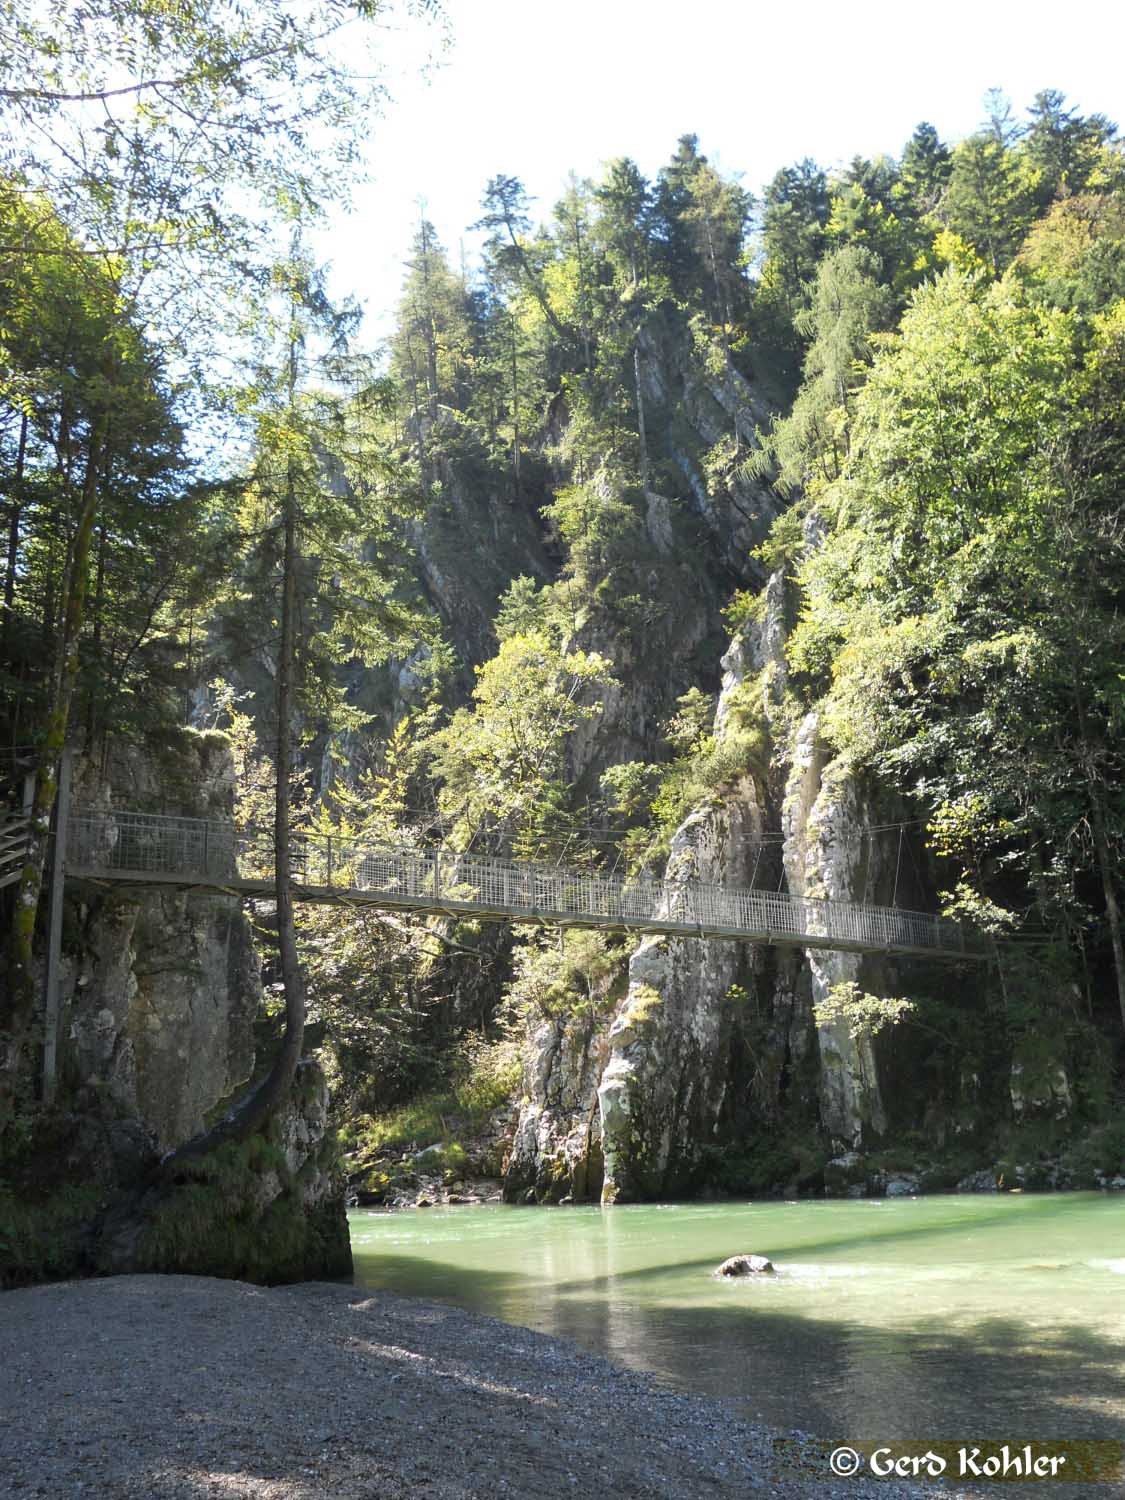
[0,1184,106,1289]
[342,1030,522,1161]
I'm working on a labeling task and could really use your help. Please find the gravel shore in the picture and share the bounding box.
[0,1275,1098,1498]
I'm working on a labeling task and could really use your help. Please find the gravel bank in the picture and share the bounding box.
[0,1276,1085,1498]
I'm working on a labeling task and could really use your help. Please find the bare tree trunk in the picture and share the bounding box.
[266,409,308,1109]
[419,218,439,419]
[504,221,570,344]
[85,523,107,745]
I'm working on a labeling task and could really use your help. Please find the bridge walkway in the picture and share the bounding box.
[65,808,981,962]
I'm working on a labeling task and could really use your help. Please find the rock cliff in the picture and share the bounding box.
[506,570,928,1202]
[1,727,350,1287]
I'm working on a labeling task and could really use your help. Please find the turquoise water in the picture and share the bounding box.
[350,1193,1125,1438]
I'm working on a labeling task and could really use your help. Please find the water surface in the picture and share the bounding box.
[350,1194,1125,1438]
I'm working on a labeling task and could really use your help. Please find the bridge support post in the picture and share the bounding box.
[42,745,73,1107]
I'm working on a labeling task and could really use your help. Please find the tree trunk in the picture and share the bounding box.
[85,523,107,744]
[265,418,309,1111]
[160,344,308,1168]
[5,405,108,1085]
[1070,671,1125,1032]
[1089,779,1125,1033]
[510,317,521,498]
[1,412,27,663]
[506,222,570,344]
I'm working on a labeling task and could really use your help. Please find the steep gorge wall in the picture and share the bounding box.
[506,571,937,1203]
[4,728,350,1286]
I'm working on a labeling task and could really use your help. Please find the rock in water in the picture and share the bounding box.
[715,1254,775,1277]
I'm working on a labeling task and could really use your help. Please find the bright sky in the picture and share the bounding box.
[316,0,1125,341]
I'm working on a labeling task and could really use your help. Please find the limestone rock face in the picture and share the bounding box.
[780,711,887,1150]
[64,731,260,1151]
[42,729,349,1283]
[503,1006,607,1203]
[511,565,923,1202]
[636,326,779,574]
[598,788,768,1202]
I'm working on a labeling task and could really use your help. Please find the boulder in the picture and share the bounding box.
[956,1169,998,1193]
[884,1175,920,1198]
[824,1151,867,1195]
[715,1253,775,1277]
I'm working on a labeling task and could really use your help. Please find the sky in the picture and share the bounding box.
[314,0,1125,340]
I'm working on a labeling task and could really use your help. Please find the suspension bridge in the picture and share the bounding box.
[48,805,981,962]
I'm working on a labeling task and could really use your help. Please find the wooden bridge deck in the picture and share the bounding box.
[64,809,982,962]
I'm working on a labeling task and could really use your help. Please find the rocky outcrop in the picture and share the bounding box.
[6,728,350,1286]
[597,786,770,1201]
[63,731,261,1150]
[780,716,887,1148]
[98,1058,351,1283]
[504,1005,608,1203]
[507,562,940,1202]
[636,322,780,575]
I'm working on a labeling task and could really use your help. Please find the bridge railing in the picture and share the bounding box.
[66,808,975,957]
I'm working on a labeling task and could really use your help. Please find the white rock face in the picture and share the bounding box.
[510,565,917,1201]
[504,1004,608,1203]
[598,787,768,1201]
[781,711,887,1149]
[66,732,260,1151]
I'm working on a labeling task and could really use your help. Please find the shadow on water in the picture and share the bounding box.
[349,1205,1125,1441]
[537,1193,1116,1292]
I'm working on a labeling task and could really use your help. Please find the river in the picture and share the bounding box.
[351,1193,1125,1438]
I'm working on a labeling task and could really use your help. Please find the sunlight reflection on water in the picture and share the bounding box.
[350,1193,1125,1438]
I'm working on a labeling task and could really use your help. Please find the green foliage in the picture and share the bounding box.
[746,245,895,499]
[506,928,628,1020]
[427,626,613,856]
[813,981,917,1040]
[344,1027,522,1164]
[778,252,1125,1030]
[454,1030,524,1113]
[697,1134,827,1196]
[134,1132,350,1283]
[0,1184,105,1288]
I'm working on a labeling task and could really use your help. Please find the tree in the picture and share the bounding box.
[746,245,894,496]
[941,126,1034,277]
[1023,89,1117,208]
[427,621,613,859]
[2,189,188,1087]
[653,134,751,326]
[900,122,953,211]
[172,247,422,1154]
[787,270,1125,1029]
[1,0,438,1110]
[754,158,831,338]
[474,175,572,347]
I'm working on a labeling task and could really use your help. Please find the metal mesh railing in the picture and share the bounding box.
[65,808,976,959]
